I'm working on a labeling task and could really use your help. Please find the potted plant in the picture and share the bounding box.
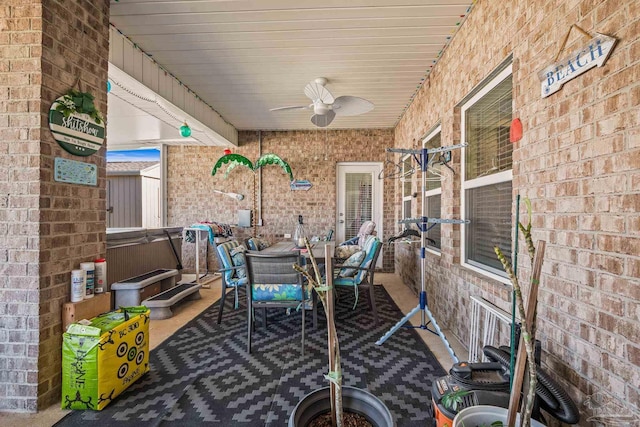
[454,199,545,427]
[290,239,393,427]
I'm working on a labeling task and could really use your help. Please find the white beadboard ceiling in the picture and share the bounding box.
[109,0,474,131]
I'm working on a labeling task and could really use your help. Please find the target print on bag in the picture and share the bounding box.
[116,342,128,358]
[117,363,129,379]
[135,332,144,346]
[136,350,145,365]
[127,347,137,362]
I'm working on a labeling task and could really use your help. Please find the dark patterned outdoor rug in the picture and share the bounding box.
[56,286,446,426]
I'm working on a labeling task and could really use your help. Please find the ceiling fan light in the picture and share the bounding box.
[314,103,330,115]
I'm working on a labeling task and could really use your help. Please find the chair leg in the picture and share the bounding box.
[247,299,252,353]
[301,302,305,356]
[368,283,379,324]
[217,285,227,324]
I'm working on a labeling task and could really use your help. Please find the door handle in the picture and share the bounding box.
[339,220,344,224]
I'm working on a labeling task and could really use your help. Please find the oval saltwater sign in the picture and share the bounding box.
[48,93,105,156]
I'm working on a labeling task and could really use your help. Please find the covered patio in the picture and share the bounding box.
[0,0,638,425]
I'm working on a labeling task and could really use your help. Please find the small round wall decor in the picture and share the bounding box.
[48,90,105,156]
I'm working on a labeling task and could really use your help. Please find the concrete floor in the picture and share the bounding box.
[0,272,466,427]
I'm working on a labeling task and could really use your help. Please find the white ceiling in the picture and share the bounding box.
[109,0,474,131]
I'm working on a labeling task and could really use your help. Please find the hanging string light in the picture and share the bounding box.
[180,121,191,137]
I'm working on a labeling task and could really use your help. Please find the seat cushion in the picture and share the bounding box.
[338,250,366,278]
[230,245,247,279]
[252,283,304,301]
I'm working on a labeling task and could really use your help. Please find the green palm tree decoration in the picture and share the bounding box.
[211,153,293,236]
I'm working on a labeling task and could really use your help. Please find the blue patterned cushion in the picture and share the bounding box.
[217,240,241,284]
[252,283,304,301]
[230,245,247,279]
[247,238,270,251]
[338,250,365,278]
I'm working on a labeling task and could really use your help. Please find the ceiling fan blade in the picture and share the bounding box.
[270,105,312,112]
[311,110,336,127]
[332,96,374,116]
[304,81,335,104]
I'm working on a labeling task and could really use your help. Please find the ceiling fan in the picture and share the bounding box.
[270,77,374,127]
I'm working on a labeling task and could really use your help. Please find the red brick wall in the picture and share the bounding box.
[0,0,110,411]
[167,129,396,272]
[395,0,639,422]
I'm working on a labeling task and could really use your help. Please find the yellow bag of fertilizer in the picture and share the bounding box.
[61,306,150,410]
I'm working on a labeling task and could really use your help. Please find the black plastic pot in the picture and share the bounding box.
[288,386,394,427]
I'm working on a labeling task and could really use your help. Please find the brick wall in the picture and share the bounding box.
[0,0,42,412]
[0,0,110,411]
[395,0,639,423]
[167,129,396,272]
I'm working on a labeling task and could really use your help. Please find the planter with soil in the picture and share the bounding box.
[288,386,394,427]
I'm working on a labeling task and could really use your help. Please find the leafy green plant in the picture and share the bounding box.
[441,389,470,412]
[55,89,104,124]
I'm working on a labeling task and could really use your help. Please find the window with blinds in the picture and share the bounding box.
[401,155,413,220]
[426,195,441,249]
[466,182,512,273]
[465,76,513,180]
[423,127,442,251]
[461,64,513,280]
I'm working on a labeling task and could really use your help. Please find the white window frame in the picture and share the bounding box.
[460,64,513,284]
[422,125,442,256]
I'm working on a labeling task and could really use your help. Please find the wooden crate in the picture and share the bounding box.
[62,292,112,331]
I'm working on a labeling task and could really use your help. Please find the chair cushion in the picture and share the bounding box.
[230,245,247,279]
[247,237,270,251]
[354,238,381,284]
[338,250,366,278]
[335,245,361,260]
[216,240,242,284]
[252,283,304,301]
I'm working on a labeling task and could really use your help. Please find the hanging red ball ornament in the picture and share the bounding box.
[510,118,523,143]
[223,148,232,155]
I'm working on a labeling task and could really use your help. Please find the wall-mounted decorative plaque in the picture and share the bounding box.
[54,157,98,186]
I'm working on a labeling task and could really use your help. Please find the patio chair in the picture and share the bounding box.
[244,252,316,354]
[338,220,376,247]
[214,239,248,324]
[333,235,382,324]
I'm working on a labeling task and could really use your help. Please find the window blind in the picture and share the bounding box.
[424,132,442,191]
[465,76,513,180]
[466,183,512,272]
[345,173,372,240]
[426,195,441,249]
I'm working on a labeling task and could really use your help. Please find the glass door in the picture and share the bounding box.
[336,163,383,265]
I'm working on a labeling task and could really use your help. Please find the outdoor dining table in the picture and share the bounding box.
[260,240,335,261]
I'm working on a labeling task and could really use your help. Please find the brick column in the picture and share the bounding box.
[0,0,110,411]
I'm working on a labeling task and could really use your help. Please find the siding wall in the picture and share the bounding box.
[394,0,640,423]
[107,175,142,228]
[141,175,161,228]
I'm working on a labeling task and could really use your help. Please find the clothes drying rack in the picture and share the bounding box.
[376,145,467,363]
